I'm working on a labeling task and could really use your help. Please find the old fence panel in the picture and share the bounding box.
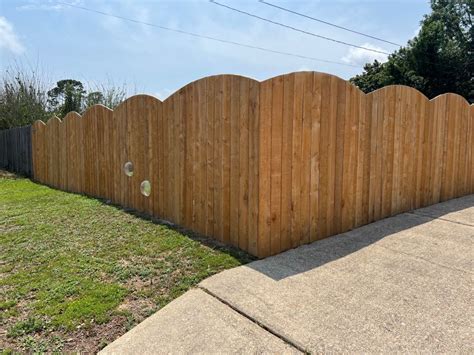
[27,72,473,258]
[0,125,32,176]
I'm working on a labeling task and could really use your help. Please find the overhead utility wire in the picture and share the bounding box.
[210,0,391,55]
[255,1,456,70]
[259,0,402,47]
[57,1,359,68]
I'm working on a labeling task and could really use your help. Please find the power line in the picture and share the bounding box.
[56,1,360,68]
[210,0,391,55]
[259,0,402,47]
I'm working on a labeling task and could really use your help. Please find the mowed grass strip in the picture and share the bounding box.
[0,174,253,353]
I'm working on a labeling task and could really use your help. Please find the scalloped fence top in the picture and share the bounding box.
[30,72,473,258]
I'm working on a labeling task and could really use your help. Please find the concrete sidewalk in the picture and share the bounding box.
[101,195,473,354]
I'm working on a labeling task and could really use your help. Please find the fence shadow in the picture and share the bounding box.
[124,205,257,264]
[247,195,473,281]
[6,171,256,266]
[96,198,257,266]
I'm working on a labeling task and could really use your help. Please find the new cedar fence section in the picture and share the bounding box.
[31,72,473,258]
[0,126,32,176]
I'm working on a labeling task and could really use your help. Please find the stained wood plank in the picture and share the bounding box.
[300,73,313,246]
[421,98,433,207]
[406,90,419,210]
[184,84,194,227]
[414,94,426,209]
[291,73,305,245]
[212,78,223,241]
[326,76,338,236]
[458,102,469,195]
[347,85,360,230]
[317,74,330,237]
[193,79,204,233]
[355,89,368,227]
[451,97,462,198]
[438,95,455,203]
[281,74,295,248]
[258,78,272,257]
[221,76,232,244]
[374,91,385,220]
[174,90,183,222]
[334,79,346,234]
[432,95,447,203]
[383,87,396,217]
[238,78,250,251]
[206,77,216,238]
[342,84,356,231]
[401,87,412,211]
[247,79,260,256]
[230,76,241,247]
[152,97,164,218]
[270,76,284,255]
[467,104,472,193]
[64,113,75,192]
[309,73,321,241]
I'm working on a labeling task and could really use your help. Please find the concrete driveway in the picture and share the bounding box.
[101,195,473,354]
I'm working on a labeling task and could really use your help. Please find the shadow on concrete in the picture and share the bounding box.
[248,195,473,281]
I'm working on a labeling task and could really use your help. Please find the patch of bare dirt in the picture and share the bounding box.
[61,315,129,353]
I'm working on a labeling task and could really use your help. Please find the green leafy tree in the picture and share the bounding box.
[351,0,473,103]
[47,79,86,117]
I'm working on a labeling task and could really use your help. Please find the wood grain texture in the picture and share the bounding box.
[258,78,272,257]
[27,72,473,258]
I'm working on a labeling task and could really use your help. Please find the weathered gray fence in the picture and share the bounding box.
[0,125,32,176]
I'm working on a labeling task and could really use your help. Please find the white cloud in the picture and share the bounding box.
[16,0,82,11]
[0,17,25,54]
[341,43,388,66]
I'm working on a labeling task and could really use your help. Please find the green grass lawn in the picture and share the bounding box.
[0,173,253,353]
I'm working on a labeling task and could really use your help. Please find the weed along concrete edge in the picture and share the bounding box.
[99,289,301,354]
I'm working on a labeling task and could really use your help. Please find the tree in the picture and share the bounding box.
[85,91,105,107]
[83,83,126,110]
[47,79,86,117]
[351,0,473,103]
[0,66,49,130]
[96,84,126,109]
[0,64,129,128]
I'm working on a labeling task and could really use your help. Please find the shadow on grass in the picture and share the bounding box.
[1,169,256,265]
[116,206,257,265]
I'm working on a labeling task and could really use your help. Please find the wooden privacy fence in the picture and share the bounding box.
[31,72,473,258]
[0,125,32,176]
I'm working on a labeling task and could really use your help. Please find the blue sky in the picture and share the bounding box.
[1,0,430,99]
